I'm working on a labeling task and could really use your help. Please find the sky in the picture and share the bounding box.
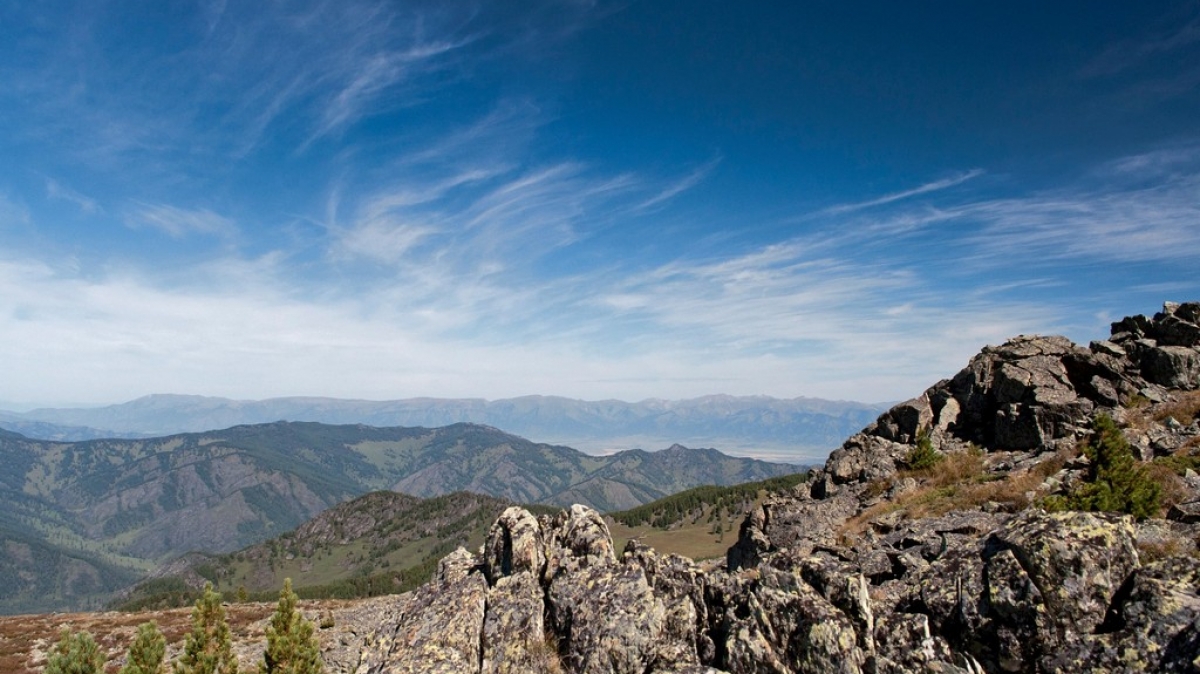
[1,1,1198,409]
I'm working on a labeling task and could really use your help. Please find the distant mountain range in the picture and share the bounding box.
[0,393,887,462]
[0,421,799,613]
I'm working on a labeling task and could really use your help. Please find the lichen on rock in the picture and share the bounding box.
[354,302,1200,674]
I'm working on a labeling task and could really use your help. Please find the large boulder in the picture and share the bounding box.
[987,510,1139,644]
[548,563,666,674]
[355,548,489,674]
[543,504,617,581]
[948,335,1095,450]
[1136,343,1200,389]
[483,506,546,584]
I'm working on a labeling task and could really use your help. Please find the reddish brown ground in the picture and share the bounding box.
[0,601,344,674]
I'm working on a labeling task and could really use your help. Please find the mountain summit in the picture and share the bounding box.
[355,301,1200,673]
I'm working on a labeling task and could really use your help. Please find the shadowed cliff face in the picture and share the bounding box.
[357,302,1200,674]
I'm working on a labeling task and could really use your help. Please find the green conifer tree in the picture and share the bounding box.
[905,430,943,470]
[1068,413,1162,519]
[120,622,166,674]
[174,582,239,674]
[45,629,106,674]
[259,578,323,674]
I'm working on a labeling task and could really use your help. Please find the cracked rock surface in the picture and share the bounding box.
[355,303,1200,673]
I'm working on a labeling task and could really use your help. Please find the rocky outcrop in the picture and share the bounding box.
[356,505,695,674]
[357,501,1200,673]
[356,303,1200,674]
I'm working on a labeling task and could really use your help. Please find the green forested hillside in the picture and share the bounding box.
[610,472,810,529]
[0,421,798,613]
[605,472,810,561]
[116,490,561,610]
[118,472,812,611]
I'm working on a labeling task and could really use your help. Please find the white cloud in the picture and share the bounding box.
[822,169,984,215]
[1098,144,1200,176]
[635,156,722,211]
[335,218,435,264]
[953,173,1200,265]
[313,38,476,142]
[1081,9,1200,78]
[126,202,238,240]
[6,147,1195,409]
[45,178,101,214]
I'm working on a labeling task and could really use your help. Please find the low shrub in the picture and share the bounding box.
[904,432,943,471]
[1063,414,1161,519]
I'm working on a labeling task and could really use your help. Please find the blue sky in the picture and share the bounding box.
[1,1,1198,408]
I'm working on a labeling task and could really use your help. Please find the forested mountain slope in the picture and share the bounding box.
[0,422,796,613]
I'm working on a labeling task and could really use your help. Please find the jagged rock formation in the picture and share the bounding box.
[355,303,1200,674]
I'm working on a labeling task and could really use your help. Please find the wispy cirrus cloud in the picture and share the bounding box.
[1095,142,1200,177]
[126,203,237,240]
[1077,5,1200,112]
[1081,9,1200,78]
[328,159,638,325]
[204,1,485,155]
[2,146,1193,407]
[311,38,478,144]
[823,169,984,215]
[45,178,101,214]
[795,145,1200,270]
[941,149,1200,266]
[2,1,598,174]
[635,155,722,212]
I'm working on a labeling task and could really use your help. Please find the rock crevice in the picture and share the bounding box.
[355,303,1200,673]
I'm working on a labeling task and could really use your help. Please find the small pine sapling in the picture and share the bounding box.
[174,582,238,674]
[45,629,106,674]
[1068,414,1162,519]
[905,430,944,471]
[259,578,323,674]
[120,622,167,674]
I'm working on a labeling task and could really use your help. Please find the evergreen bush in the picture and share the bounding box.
[174,582,238,674]
[1065,414,1162,519]
[259,578,323,674]
[120,622,166,674]
[45,629,106,674]
[905,431,943,471]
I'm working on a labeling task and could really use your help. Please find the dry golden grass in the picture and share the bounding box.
[1146,461,1191,514]
[841,446,1076,540]
[1137,537,1185,564]
[527,634,567,674]
[607,519,733,561]
[1126,390,1200,430]
[1152,390,1200,424]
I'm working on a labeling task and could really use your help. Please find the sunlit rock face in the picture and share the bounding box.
[355,302,1200,674]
